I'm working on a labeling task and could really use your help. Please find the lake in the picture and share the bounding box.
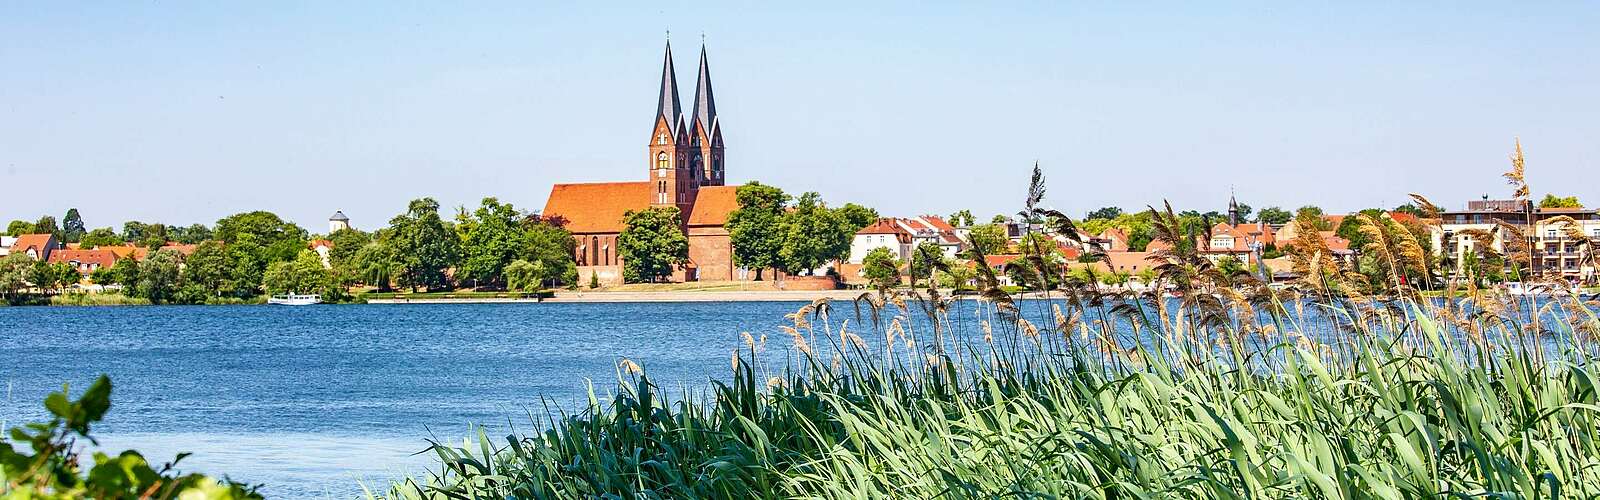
[2,297,1591,497]
[0,302,861,498]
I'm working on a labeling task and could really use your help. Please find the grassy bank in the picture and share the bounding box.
[47,293,152,306]
[359,290,554,301]
[384,285,1600,498]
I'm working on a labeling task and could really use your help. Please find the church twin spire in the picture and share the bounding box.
[649,37,724,191]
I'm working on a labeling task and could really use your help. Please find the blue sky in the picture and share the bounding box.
[2,2,1596,232]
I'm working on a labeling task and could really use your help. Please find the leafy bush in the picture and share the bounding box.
[0,376,260,499]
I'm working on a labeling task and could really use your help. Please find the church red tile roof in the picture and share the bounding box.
[686,185,739,226]
[543,182,653,233]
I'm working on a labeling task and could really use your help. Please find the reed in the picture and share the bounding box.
[380,284,1600,498]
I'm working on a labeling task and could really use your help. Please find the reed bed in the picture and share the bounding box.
[382,285,1600,499]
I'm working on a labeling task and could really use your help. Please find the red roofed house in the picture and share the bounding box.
[9,234,58,261]
[543,41,743,285]
[891,216,964,258]
[47,248,119,277]
[849,218,914,263]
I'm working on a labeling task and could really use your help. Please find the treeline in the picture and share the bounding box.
[2,197,578,303]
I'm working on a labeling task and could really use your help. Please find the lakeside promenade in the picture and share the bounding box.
[365,289,867,304]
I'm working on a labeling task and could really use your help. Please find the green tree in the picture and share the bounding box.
[947,210,976,227]
[79,227,122,247]
[223,241,267,297]
[779,192,852,275]
[1391,203,1424,218]
[180,241,231,299]
[1086,206,1123,221]
[908,241,943,285]
[130,249,183,303]
[505,259,545,292]
[0,254,30,299]
[61,208,86,243]
[456,197,525,288]
[726,181,789,280]
[835,203,879,233]
[1294,206,1332,230]
[522,216,577,288]
[1232,203,1254,223]
[33,216,60,239]
[214,212,307,263]
[1335,209,1385,252]
[862,247,901,291]
[351,240,399,292]
[1539,194,1582,208]
[1256,206,1293,225]
[6,220,33,236]
[171,223,213,244]
[327,228,371,271]
[110,257,140,289]
[617,207,689,283]
[967,224,1010,255]
[264,250,340,299]
[29,260,76,293]
[388,198,461,292]
[88,265,116,286]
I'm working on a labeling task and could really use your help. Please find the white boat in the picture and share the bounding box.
[268,293,322,305]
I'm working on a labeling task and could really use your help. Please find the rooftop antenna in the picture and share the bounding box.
[701,31,706,44]
[666,28,671,41]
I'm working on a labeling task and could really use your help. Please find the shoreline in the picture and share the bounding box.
[366,289,869,304]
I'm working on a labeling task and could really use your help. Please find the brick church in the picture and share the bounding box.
[543,40,742,285]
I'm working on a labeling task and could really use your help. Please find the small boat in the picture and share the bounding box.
[268,293,322,306]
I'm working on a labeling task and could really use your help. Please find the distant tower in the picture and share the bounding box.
[688,41,725,186]
[329,211,351,233]
[647,39,697,213]
[1228,193,1240,226]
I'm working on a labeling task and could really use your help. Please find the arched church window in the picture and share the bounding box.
[656,152,668,170]
[677,154,686,169]
[591,236,599,266]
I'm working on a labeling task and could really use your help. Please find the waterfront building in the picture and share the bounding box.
[1431,198,1599,283]
[544,39,741,286]
[47,248,119,276]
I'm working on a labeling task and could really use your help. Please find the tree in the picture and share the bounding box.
[1256,206,1293,225]
[264,250,339,299]
[351,240,399,292]
[180,241,231,299]
[388,198,460,292]
[1335,209,1384,252]
[726,182,789,280]
[80,227,121,247]
[1294,206,1332,230]
[33,216,59,239]
[0,254,30,299]
[862,247,900,291]
[29,260,77,293]
[1232,203,1254,223]
[327,228,371,273]
[521,216,577,288]
[967,224,1010,255]
[61,209,85,243]
[171,224,213,244]
[1086,206,1123,221]
[130,249,182,303]
[6,220,33,236]
[1540,194,1582,208]
[948,210,976,227]
[835,203,879,233]
[456,197,525,288]
[505,259,545,292]
[1391,203,1424,218]
[908,241,943,286]
[617,207,689,283]
[215,212,307,263]
[779,192,852,275]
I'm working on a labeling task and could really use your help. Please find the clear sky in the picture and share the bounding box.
[2,2,1596,232]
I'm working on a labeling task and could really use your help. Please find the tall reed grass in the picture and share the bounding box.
[382,284,1600,498]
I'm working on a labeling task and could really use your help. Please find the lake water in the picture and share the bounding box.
[0,302,848,498]
[3,297,1592,497]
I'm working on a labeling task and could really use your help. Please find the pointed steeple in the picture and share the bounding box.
[1228,190,1240,226]
[654,39,684,134]
[689,42,718,139]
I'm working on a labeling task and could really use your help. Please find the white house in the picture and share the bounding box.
[848,219,913,264]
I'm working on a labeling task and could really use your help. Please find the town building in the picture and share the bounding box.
[329,211,351,233]
[8,234,59,261]
[47,248,119,276]
[1432,198,1599,283]
[848,219,914,264]
[544,40,743,285]
[310,239,334,268]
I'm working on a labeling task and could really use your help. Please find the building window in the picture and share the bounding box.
[591,236,599,266]
[1546,229,1557,238]
[657,152,669,170]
